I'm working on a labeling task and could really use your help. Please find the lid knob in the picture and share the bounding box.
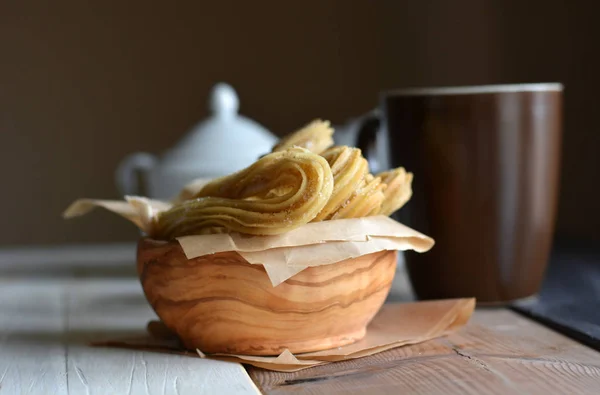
[209,82,239,117]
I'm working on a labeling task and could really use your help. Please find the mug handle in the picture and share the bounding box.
[356,109,384,173]
[115,152,157,195]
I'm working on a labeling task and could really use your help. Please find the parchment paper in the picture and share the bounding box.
[178,216,434,285]
[94,298,475,372]
[65,199,434,286]
[64,197,434,286]
[63,196,171,233]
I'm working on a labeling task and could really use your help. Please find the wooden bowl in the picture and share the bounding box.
[137,238,397,355]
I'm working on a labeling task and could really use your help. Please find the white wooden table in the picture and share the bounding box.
[0,244,261,395]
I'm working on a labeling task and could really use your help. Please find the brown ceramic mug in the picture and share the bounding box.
[359,83,563,304]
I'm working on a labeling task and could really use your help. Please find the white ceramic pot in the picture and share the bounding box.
[116,83,278,200]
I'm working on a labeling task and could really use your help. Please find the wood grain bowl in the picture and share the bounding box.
[137,238,398,355]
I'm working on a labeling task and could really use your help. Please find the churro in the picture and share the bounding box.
[377,168,413,216]
[313,146,369,221]
[155,147,334,238]
[331,175,386,220]
[272,120,334,154]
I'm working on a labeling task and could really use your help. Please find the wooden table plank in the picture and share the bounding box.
[0,281,68,395]
[0,278,260,395]
[64,279,261,395]
[248,309,600,395]
[0,243,137,278]
[451,309,600,365]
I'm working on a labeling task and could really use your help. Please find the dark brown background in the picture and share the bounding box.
[1,1,598,245]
